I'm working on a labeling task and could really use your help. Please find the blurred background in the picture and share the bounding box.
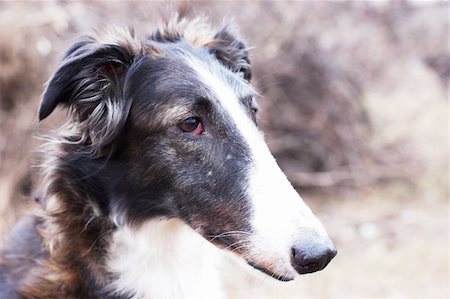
[0,1,448,298]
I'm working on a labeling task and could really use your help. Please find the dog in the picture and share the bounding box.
[0,18,336,298]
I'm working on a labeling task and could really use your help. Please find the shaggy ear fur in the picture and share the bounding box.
[38,31,141,155]
[207,28,251,81]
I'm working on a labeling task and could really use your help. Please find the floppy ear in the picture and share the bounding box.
[39,32,140,155]
[207,27,251,81]
[39,36,136,121]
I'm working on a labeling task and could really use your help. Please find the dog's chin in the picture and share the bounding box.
[247,262,294,282]
[208,236,294,282]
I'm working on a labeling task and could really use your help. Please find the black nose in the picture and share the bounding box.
[291,242,337,274]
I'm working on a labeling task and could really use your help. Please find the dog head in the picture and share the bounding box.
[39,21,336,281]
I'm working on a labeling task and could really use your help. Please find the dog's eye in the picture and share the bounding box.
[250,106,258,124]
[178,117,204,135]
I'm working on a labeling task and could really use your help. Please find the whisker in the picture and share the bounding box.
[208,230,251,241]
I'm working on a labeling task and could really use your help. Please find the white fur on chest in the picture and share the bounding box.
[106,218,226,299]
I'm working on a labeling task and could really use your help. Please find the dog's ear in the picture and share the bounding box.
[39,35,136,121]
[207,27,251,81]
[39,32,141,155]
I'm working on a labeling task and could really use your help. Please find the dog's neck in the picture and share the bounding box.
[105,218,226,298]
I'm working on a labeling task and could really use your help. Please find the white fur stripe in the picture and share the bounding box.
[187,55,329,278]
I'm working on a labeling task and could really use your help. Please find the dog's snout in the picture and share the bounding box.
[290,241,337,275]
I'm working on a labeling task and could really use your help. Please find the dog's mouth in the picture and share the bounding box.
[207,234,294,282]
[247,262,294,282]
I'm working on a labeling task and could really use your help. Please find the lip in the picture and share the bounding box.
[248,262,294,282]
[207,234,294,282]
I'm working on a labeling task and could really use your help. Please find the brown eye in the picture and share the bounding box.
[250,106,258,123]
[178,117,204,135]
